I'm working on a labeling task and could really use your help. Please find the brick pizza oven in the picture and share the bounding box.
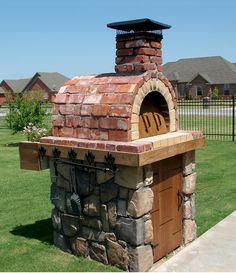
[19,18,205,271]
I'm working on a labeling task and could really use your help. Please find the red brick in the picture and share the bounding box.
[114,84,137,93]
[82,117,99,128]
[117,118,130,130]
[125,39,150,48]
[64,79,79,86]
[97,84,116,93]
[73,116,82,127]
[59,104,74,115]
[52,115,64,127]
[115,57,124,64]
[90,129,109,141]
[150,41,162,49]
[99,118,117,129]
[83,94,102,104]
[52,127,59,137]
[52,104,59,115]
[109,106,132,117]
[115,64,134,73]
[65,115,73,127]
[116,41,125,49]
[120,94,134,104]
[158,65,163,72]
[54,138,70,146]
[80,104,93,116]
[150,56,162,65]
[54,94,69,104]
[74,105,81,115]
[92,104,109,116]
[134,63,157,72]
[59,127,75,137]
[116,143,152,153]
[116,48,133,56]
[87,141,97,149]
[68,94,84,104]
[108,130,130,141]
[76,128,90,139]
[96,142,106,149]
[134,48,157,56]
[105,143,117,151]
[101,94,121,104]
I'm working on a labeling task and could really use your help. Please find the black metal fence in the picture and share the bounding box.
[178,96,235,141]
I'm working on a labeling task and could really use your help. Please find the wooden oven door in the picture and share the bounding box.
[150,155,183,262]
[139,109,167,138]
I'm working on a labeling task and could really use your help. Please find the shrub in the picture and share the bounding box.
[23,123,49,142]
[6,90,49,134]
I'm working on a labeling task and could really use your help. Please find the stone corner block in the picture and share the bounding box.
[115,217,144,246]
[127,187,154,218]
[182,172,196,194]
[128,245,153,272]
[183,219,197,244]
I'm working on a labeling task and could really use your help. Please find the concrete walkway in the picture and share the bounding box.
[151,211,236,272]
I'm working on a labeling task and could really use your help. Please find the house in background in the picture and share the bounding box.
[0,72,69,105]
[22,72,70,101]
[163,56,236,98]
[0,87,6,105]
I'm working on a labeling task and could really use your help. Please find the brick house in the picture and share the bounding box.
[163,56,236,98]
[0,72,69,105]
[23,72,70,101]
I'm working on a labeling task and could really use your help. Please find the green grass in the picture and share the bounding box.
[0,128,120,272]
[195,140,236,235]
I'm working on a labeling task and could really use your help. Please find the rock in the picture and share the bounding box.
[101,204,110,232]
[90,242,108,265]
[57,164,71,191]
[50,184,66,212]
[53,230,71,253]
[183,200,191,219]
[115,217,144,246]
[100,180,118,203]
[144,219,153,244]
[117,199,127,217]
[108,201,117,228]
[119,187,129,199]
[183,172,196,194]
[183,151,195,176]
[183,219,197,244]
[128,245,153,272]
[107,238,129,271]
[79,226,106,242]
[76,169,96,196]
[66,193,82,216]
[71,236,89,257]
[144,164,153,186]
[105,233,117,241]
[127,187,154,218]
[81,217,102,230]
[51,208,61,231]
[83,195,100,216]
[115,166,144,189]
[61,214,80,237]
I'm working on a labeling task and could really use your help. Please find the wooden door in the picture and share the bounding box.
[151,155,182,262]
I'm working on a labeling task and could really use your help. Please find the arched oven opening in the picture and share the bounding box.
[139,91,169,138]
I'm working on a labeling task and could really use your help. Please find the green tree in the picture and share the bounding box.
[6,90,49,134]
[212,86,219,99]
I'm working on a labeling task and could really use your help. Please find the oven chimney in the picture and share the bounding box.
[107,18,171,74]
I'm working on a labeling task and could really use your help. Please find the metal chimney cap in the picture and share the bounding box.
[107,18,171,32]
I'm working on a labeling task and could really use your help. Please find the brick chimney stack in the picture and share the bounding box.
[107,18,171,74]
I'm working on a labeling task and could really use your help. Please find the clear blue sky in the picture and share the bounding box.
[1,0,236,80]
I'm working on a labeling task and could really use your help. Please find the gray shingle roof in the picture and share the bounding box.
[163,56,236,84]
[3,78,30,93]
[0,87,5,94]
[24,72,70,92]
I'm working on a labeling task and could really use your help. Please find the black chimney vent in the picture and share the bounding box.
[107,18,171,38]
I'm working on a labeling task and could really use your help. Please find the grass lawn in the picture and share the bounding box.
[0,126,236,271]
[0,128,120,272]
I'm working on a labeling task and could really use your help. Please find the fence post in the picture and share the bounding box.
[233,95,235,142]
